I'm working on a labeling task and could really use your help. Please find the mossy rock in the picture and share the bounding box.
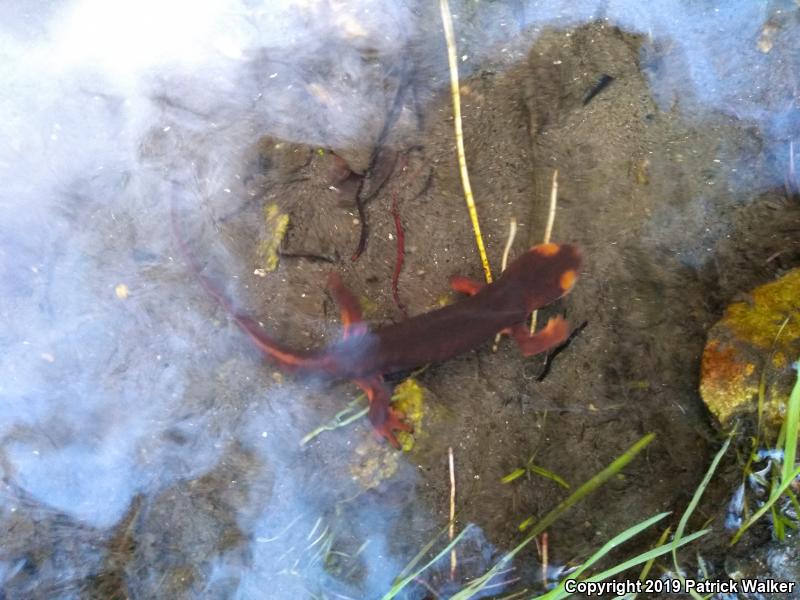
[700,268,800,438]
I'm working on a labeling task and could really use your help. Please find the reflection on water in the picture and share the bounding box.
[0,0,797,597]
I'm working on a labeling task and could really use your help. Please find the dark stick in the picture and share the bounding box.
[536,320,588,381]
[582,74,614,106]
[390,191,408,317]
[351,60,412,261]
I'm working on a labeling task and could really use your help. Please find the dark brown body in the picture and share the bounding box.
[322,243,582,378]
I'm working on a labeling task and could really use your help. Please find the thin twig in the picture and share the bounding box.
[542,170,558,244]
[492,218,518,351]
[541,532,549,588]
[530,169,559,334]
[439,0,493,283]
[500,218,518,275]
[449,446,457,580]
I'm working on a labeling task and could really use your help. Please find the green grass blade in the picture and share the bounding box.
[586,529,710,582]
[567,512,670,582]
[539,529,710,600]
[501,467,527,484]
[520,433,655,532]
[732,464,800,544]
[527,464,570,489]
[451,433,656,600]
[772,505,785,540]
[610,525,673,600]
[636,526,671,583]
[780,364,799,484]
[787,489,800,517]
[536,513,671,600]
[381,524,475,600]
[502,464,568,488]
[671,433,732,575]
[391,522,450,584]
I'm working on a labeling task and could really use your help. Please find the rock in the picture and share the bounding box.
[700,269,800,437]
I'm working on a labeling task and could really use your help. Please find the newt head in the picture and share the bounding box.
[503,243,582,312]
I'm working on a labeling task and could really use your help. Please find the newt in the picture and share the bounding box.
[174,210,581,448]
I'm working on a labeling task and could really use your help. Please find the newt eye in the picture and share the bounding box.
[560,269,577,291]
[533,242,560,256]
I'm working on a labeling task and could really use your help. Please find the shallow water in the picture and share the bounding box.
[1,1,798,598]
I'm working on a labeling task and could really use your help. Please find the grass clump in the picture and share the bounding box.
[731,362,800,544]
[536,514,707,600]
[384,434,655,599]
[501,460,569,489]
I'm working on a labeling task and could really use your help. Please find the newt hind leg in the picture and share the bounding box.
[353,376,413,449]
[326,274,412,448]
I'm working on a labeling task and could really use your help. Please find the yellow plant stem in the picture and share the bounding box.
[439,0,493,283]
